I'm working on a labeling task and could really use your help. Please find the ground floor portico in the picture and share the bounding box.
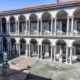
[0,37,80,64]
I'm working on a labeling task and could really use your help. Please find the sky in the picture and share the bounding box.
[0,0,70,11]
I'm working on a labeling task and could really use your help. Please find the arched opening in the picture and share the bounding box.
[2,18,7,34]
[56,40,66,62]
[30,39,38,57]
[42,12,51,33]
[29,14,38,33]
[10,16,16,32]
[3,37,7,52]
[42,39,51,59]
[57,11,67,34]
[73,41,80,61]
[20,39,26,55]
[74,9,80,33]
[11,38,16,56]
[19,15,26,33]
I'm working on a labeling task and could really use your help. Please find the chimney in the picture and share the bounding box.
[56,0,59,3]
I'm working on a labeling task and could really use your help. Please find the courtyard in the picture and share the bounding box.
[0,56,79,80]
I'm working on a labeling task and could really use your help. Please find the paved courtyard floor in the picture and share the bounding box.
[0,56,80,80]
[0,57,37,80]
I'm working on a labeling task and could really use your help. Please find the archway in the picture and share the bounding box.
[20,39,26,55]
[30,39,38,57]
[56,11,67,34]
[73,40,80,61]
[3,37,7,52]
[10,16,16,32]
[2,18,7,34]
[42,12,51,33]
[74,9,80,33]
[29,14,38,33]
[56,40,66,62]
[19,15,26,33]
[11,38,16,56]
[42,39,51,59]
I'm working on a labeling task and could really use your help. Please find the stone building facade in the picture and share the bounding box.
[0,0,80,64]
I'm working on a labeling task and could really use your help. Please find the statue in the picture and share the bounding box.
[2,52,10,76]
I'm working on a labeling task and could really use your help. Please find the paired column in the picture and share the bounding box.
[28,20,30,36]
[0,22,2,34]
[37,19,40,35]
[26,20,28,35]
[16,43,20,56]
[40,45,43,59]
[51,18,53,36]
[6,21,9,34]
[71,16,74,35]
[69,47,73,64]
[16,21,19,35]
[7,42,10,55]
[51,46,53,61]
[0,42,2,53]
[26,44,28,57]
[54,46,56,62]
[54,18,57,35]
[37,45,40,59]
[67,17,70,35]
[27,44,31,58]
[66,47,68,63]
[40,18,42,35]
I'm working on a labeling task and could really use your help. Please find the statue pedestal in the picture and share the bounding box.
[2,68,10,76]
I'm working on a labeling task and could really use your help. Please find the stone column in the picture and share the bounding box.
[1,41,3,53]
[37,45,40,59]
[69,47,73,64]
[66,47,68,63]
[28,44,31,58]
[9,42,11,55]
[71,17,74,35]
[26,21,28,35]
[15,21,18,34]
[26,44,28,57]
[17,21,19,35]
[16,43,20,56]
[51,18,53,36]
[6,22,9,34]
[37,19,39,35]
[0,42,2,53]
[16,21,19,35]
[40,45,42,59]
[7,42,10,55]
[54,46,56,62]
[28,20,30,36]
[54,18,57,35]
[1,22,2,34]
[9,22,10,34]
[67,17,69,36]
[51,46,53,61]
[40,19,42,35]
[19,43,20,56]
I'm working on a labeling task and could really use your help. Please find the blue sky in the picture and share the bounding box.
[0,0,69,11]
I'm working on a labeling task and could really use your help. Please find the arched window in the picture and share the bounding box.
[56,11,67,33]
[29,14,37,32]
[19,15,26,33]
[42,12,51,32]
[10,16,16,32]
